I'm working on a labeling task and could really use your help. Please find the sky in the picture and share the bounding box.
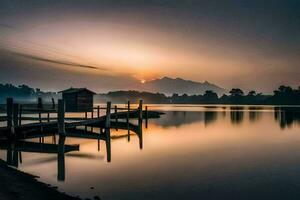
[0,0,299,93]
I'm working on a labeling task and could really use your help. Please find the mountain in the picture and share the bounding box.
[139,77,227,96]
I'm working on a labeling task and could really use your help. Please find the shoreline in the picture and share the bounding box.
[0,159,81,200]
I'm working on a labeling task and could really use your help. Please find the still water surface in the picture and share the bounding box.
[1,105,300,200]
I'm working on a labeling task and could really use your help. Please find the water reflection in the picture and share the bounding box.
[58,136,66,181]
[204,111,218,126]
[152,106,300,128]
[274,107,300,129]
[1,105,300,199]
[229,106,244,125]
[0,118,144,182]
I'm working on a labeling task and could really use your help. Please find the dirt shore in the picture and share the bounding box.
[0,159,80,200]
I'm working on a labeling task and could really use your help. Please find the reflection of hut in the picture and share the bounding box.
[59,88,96,112]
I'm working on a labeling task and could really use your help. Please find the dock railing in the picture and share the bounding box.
[0,98,149,138]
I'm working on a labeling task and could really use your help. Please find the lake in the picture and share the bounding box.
[1,105,300,200]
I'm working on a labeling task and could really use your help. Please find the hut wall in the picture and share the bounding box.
[77,91,93,112]
[63,93,77,112]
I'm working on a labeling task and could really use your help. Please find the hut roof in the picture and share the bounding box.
[59,88,96,94]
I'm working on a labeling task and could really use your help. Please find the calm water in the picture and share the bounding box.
[1,105,300,200]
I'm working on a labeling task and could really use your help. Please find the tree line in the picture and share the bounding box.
[0,83,56,103]
[1,83,299,105]
[102,85,300,105]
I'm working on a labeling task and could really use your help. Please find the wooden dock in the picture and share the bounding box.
[0,98,164,181]
[0,98,163,139]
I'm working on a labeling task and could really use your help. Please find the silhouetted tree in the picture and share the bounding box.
[248,90,256,96]
[229,88,244,97]
[203,90,218,103]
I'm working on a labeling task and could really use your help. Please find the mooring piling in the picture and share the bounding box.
[145,105,148,128]
[115,105,118,131]
[97,106,100,118]
[58,99,65,136]
[138,99,143,122]
[105,102,111,129]
[51,98,55,109]
[13,103,19,127]
[12,103,19,137]
[19,105,23,126]
[127,100,130,141]
[6,98,13,133]
[105,101,111,162]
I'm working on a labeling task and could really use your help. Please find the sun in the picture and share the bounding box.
[141,79,146,84]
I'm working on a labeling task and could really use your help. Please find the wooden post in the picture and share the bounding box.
[12,103,19,136]
[127,100,130,142]
[115,105,118,131]
[138,100,143,149]
[105,102,111,162]
[38,104,43,133]
[127,100,130,124]
[47,112,50,122]
[85,111,88,119]
[97,106,100,118]
[39,111,42,123]
[105,102,111,129]
[58,99,65,136]
[13,103,19,127]
[91,110,94,119]
[51,98,55,110]
[145,105,148,128]
[19,105,23,126]
[6,98,13,131]
[138,100,143,122]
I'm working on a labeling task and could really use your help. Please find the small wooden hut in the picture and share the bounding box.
[60,88,96,112]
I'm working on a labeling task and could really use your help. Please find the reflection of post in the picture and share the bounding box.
[105,128,111,162]
[97,138,100,151]
[6,140,12,165]
[138,115,143,150]
[58,100,65,136]
[138,100,143,150]
[145,106,148,129]
[105,102,111,162]
[97,106,100,118]
[127,100,130,142]
[12,148,19,167]
[57,136,65,181]
[19,151,22,164]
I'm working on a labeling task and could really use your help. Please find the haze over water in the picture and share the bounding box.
[1,105,300,200]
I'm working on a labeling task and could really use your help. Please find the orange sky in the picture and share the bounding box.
[0,1,299,93]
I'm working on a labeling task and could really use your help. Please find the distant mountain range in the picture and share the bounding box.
[138,77,227,96]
